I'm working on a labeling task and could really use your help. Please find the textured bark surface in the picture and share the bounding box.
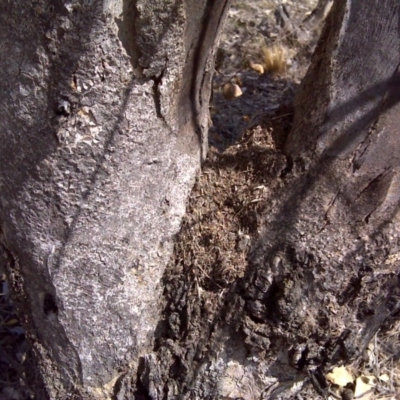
[132,1,400,399]
[0,0,231,398]
[2,0,400,398]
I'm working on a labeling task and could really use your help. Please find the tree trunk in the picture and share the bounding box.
[0,0,231,398]
[2,0,400,398]
[133,0,400,399]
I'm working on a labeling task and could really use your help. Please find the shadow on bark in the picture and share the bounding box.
[148,63,400,399]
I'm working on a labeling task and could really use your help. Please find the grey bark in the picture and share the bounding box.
[0,0,231,398]
[2,0,400,399]
[132,1,400,399]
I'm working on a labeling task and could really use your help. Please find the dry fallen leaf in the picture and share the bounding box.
[354,376,375,400]
[222,83,242,100]
[2,318,19,326]
[326,366,354,387]
[378,373,389,382]
[248,60,264,74]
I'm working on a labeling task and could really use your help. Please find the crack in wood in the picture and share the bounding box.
[190,0,231,162]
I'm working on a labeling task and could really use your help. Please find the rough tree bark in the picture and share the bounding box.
[131,0,400,399]
[0,0,231,398]
[2,0,400,399]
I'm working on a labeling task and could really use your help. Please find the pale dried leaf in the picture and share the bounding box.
[248,60,265,74]
[354,376,375,399]
[326,366,354,387]
[379,373,390,382]
[222,83,243,100]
